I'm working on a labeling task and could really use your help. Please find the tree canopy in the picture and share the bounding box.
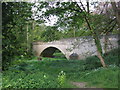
[2,2,33,70]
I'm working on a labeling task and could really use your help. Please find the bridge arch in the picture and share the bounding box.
[39,46,68,59]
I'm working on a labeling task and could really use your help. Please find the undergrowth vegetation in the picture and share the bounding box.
[2,48,119,88]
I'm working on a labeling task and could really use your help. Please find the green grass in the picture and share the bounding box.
[2,48,119,88]
[80,65,119,88]
[0,73,2,89]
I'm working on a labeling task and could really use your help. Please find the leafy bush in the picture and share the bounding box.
[84,56,102,70]
[2,71,60,88]
[84,48,119,70]
[104,48,119,66]
[57,71,66,86]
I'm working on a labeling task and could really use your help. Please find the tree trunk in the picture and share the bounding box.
[93,34,103,54]
[86,0,90,13]
[93,34,106,67]
[104,34,108,53]
[73,27,76,37]
[32,21,35,30]
[26,23,29,52]
[97,51,106,67]
[76,1,107,67]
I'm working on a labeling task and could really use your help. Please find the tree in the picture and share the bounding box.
[111,1,120,27]
[2,2,33,70]
[40,26,61,42]
[34,1,109,67]
[93,2,119,53]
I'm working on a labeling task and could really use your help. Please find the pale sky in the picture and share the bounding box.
[2,0,120,2]
[31,1,96,26]
[29,0,120,2]
[3,0,119,26]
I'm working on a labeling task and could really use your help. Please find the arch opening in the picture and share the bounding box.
[40,47,66,59]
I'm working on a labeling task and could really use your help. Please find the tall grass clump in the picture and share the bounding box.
[80,65,119,88]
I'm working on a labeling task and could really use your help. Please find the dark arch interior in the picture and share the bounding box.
[41,47,66,58]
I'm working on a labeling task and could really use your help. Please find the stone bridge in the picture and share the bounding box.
[32,34,119,60]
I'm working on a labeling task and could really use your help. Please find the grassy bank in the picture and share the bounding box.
[2,48,119,88]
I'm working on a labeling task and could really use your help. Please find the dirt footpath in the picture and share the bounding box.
[71,81,96,88]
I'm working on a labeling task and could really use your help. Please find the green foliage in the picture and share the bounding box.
[2,71,60,88]
[29,24,63,42]
[28,24,46,42]
[40,26,60,42]
[57,71,66,86]
[2,2,33,70]
[80,65,119,88]
[34,2,84,30]
[84,56,102,70]
[0,73,2,89]
[2,48,119,88]
[104,48,119,66]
